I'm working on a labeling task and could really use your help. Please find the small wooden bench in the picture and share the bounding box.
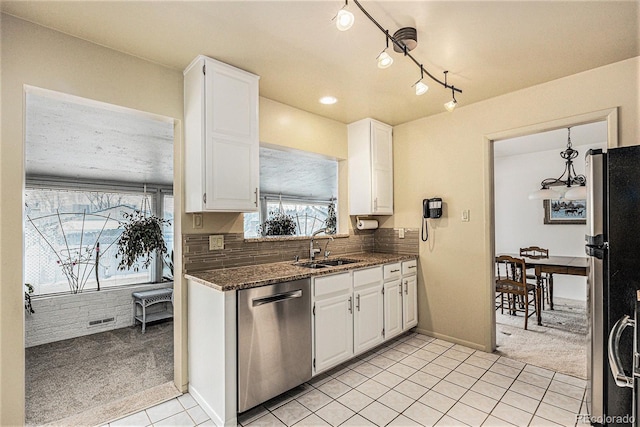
[132,287,173,333]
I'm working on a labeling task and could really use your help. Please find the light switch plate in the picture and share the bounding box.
[462,209,470,222]
[209,235,224,250]
[398,228,405,239]
[193,213,203,229]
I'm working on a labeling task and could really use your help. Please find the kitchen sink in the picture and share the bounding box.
[317,258,359,267]
[295,258,359,269]
[296,262,328,269]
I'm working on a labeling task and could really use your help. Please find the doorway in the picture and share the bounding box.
[488,110,617,378]
[23,86,179,424]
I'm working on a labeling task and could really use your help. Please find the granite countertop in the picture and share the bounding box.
[185,252,418,292]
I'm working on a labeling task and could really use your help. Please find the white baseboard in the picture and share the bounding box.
[189,384,237,426]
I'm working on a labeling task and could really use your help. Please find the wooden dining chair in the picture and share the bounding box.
[495,255,540,330]
[519,246,551,309]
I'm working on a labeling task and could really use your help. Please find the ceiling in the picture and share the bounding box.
[3,1,638,126]
[494,121,608,158]
[26,90,174,185]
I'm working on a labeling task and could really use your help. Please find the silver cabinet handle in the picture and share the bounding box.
[408,265,416,269]
[348,296,353,313]
[404,280,408,295]
[356,294,360,311]
[398,285,402,295]
[608,314,635,388]
[254,188,258,207]
[252,290,302,307]
[391,269,400,273]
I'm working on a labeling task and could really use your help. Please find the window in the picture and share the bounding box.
[244,146,339,238]
[25,184,173,295]
[244,198,333,237]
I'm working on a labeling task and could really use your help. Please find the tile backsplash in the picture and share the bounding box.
[183,228,418,274]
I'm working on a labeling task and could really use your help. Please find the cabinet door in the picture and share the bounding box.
[371,121,393,214]
[314,293,353,373]
[206,136,258,211]
[204,60,259,212]
[354,282,384,355]
[384,279,403,340]
[402,275,418,330]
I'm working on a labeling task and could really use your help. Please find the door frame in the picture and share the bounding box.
[484,107,618,350]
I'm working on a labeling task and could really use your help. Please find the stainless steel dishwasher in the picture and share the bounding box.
[237,278,311,413]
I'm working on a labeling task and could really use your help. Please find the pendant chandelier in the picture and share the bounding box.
[528,127,587,200]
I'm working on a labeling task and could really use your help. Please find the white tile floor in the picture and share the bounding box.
[108,332,588,427]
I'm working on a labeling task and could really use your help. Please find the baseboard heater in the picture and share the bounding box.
[89,317,115,326]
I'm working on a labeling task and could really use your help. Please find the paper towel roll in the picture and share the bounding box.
[356,219,379,230]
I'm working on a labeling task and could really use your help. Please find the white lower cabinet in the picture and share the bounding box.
[313,260,417,376]
[313,273,353,373]
[353,267,384,355]
[402,260,418,330]
[383,278,403,339]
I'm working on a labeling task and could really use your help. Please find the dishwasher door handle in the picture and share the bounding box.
[252,290,303,307]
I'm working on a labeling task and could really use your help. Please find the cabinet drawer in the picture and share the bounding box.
[314,273,351,298]
[383,263,402,280]
[402,260,417,275]
[353,266,382,288]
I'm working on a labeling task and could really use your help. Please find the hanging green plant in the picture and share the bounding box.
[116,210,170,272]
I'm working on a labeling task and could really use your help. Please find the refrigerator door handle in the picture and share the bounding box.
[608,315,635,388]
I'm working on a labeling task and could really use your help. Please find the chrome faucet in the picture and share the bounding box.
[310,228,327,260]
[324,236,334,259]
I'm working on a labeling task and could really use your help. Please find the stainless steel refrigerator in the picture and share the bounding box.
[586,146,640,426]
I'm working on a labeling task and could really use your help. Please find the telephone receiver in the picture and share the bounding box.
[422,198,442,241]
[423,198,443,219]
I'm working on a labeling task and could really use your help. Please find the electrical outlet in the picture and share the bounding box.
[209,235,224,250]
[398,228,405,239]
[462,209,470,222]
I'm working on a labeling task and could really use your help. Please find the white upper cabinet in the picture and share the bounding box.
[184,55,260,212]
[348,118,393,215]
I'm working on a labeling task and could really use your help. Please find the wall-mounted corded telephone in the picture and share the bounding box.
[422,198,442,241]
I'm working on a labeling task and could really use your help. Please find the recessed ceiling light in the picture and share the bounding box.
[319,96,337,105]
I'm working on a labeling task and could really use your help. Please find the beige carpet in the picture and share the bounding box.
[496,297,587,379]
[26,320,174,426]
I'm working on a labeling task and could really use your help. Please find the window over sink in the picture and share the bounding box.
[243,145,338,238]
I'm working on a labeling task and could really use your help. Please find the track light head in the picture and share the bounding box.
[414,81,429,96]
[377,50,393,69]
[444,99,457,112]
[336,8,354,31]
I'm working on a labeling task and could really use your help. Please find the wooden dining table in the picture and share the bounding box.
[500,254,589,325]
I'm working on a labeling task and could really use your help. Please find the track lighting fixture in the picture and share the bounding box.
[376,37,393,69]
[413,68,429,95]
[334,0,462,111]
[415,81,429,96]
[442,72,457,112]
[444,99,457,112]
[334,1,354,32]
[377,50,393,69]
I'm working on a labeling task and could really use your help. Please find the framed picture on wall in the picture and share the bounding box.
[544,199,587,224]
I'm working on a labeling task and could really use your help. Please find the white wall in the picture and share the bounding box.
[494,142,606,301]
[25,283,173,347]
[389,56,638,352]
